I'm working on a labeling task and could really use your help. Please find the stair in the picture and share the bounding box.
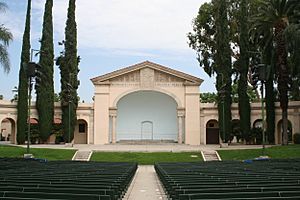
[72,150,93,161]
[201,150,221,161]
[118,140,176,145]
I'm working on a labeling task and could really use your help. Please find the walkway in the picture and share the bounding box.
[124,165,167,200]
[14,143,271,152]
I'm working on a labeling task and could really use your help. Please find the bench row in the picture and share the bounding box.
[155,159,300,200]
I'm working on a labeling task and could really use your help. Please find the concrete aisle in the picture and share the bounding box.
[124,165,167,200]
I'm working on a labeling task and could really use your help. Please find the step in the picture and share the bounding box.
[201,151,221,162]
[72,150,93,161]
[118,140,176,145]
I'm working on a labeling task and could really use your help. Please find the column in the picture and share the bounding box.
[109,108,117,144]
[111,115,116,143]
[177,108,185,144]
[178,116,183,144]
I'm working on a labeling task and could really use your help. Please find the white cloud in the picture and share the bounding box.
[73,0,206,50]
[5,0,208,52]
[52,0,208,51]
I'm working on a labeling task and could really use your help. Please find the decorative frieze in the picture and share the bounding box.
[155,70,183,83]
[109,71,140,87]
[140,68,155,88]
[111,82,140,87]
[155,82,183,87]
[111,71,140,82]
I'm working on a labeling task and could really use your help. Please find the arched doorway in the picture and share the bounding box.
[277,119,293,144]
[1,118,16,144]
[141,121,153,140]
[116,91,177,141]
[206,120,219,144]
[253,119,263,129]
[74,119,88,144]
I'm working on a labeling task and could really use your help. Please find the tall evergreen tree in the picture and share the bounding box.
[188,0,233,142]
[36,0,54,142]
[57,0,79,143]
[16,0,31,144]
[215,0,232,142]
[237,0,251,141]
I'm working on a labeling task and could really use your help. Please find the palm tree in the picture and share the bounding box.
[251,0,300,145]
[0,2,13,73]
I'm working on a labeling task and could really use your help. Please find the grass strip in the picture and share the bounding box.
[0,145,76,160]
[218,145,300,161]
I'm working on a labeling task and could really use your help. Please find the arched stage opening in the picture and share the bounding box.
[116,91,178,142]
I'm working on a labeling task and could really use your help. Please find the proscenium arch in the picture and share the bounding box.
[115,90,178,141]
[113,88,182,108]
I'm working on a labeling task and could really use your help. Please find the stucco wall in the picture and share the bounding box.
[200,101,300,144]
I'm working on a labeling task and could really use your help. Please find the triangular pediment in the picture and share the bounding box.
[91,61,203,86]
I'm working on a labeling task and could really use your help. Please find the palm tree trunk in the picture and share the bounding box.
[275,20,289,145]
[282,109,288,145]
[264,46,275,144]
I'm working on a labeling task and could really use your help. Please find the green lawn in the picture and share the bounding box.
[218,145,300,161]
[2,144,300,163]
[0,145,76,160]
[91,152,203,165]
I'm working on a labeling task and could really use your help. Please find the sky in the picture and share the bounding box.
[0,0,215,103]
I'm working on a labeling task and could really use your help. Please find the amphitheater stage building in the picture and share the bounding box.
[1,61,299,145]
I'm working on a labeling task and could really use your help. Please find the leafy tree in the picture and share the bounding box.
[0,2,13,73]
[56,0,79,143]
[54,93,61,102]
[232,83,258,103]
[200,92,218,103]
[251,0,300,145]
[36,0,54,142]
[201,85,257,104]
[189,0,255,142]
[16,0,31,144]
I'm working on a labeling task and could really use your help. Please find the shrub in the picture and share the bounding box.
[249,127,262,144]
[293,133,300,144]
